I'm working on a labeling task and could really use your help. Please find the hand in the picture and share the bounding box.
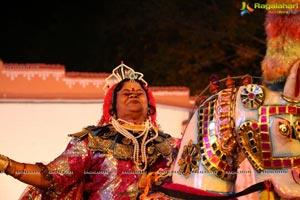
[283,60,300,100]
[0,154,9,173]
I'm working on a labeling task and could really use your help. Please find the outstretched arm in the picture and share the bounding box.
[0,155,51,188]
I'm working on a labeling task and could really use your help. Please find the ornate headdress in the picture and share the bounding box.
[99,63,157,125]
[103,63,148,94]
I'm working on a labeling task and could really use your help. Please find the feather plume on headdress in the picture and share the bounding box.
[261,0,300,85]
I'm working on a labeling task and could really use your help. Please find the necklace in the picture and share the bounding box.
[111,117,158,171]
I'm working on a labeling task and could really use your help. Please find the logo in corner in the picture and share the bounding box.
[240,2,254,16]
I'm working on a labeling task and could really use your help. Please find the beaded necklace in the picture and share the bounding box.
[111,117,158,171]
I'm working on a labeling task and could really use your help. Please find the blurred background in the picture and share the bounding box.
[0,1,266,95]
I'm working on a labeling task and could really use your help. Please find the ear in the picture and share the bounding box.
[283,60,300,100]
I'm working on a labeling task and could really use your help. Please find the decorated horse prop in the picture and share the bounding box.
[141,0,300,199]
[176,63,300,199]
[141,60,300,200]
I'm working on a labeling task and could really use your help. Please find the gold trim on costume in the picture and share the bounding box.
[85,126,173,166]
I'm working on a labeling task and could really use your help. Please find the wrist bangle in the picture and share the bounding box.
[0,154,10,173]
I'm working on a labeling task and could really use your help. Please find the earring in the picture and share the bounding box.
[147,107,151,116]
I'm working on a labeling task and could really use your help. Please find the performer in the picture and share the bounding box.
[0,63,177,199]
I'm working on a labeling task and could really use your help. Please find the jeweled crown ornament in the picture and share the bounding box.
[103,62,148,94]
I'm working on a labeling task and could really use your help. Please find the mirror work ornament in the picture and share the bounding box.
[240,84,264,110]
[178,140,201,178]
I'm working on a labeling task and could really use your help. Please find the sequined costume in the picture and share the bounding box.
[19,124,176,200]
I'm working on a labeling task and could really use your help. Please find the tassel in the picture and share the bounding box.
[260,180,275,200]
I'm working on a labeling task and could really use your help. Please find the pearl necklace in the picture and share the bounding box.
[111,117,158,171]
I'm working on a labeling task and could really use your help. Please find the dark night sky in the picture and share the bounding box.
[1,1,181,71]
[0,1,266,92]
[0,2,118,70]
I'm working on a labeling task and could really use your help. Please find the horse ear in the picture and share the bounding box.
[283,60,300,100]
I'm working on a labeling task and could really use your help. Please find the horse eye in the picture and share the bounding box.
[279,123,290,137]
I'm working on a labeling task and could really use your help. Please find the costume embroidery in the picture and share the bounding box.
[71,125,174,169]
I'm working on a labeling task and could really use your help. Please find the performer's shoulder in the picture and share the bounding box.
[158,130,180,150]
[158,130,172,139]
[68,125,113,139]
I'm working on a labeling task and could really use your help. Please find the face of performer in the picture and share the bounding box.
[115,81,148,124]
